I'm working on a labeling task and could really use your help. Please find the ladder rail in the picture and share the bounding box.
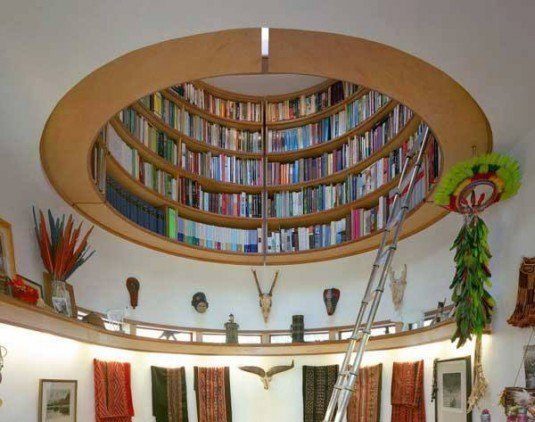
[323,127,431,422]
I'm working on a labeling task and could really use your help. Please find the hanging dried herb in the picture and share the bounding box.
[450,214,494,347]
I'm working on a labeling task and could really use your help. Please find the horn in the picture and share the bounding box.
[268,270,280,296]
[251,268,263,295]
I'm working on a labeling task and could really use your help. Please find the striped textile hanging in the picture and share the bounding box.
[93,359,134,422]
[347,364,383,422]
[151,366,189,422]
[302,365,339,422]
[194,367,232,422]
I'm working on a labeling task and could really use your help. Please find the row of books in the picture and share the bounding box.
[266,140,414,218]
[266,104,413,185]
[266,81,359,122]
[108,125,178,201]
[179,179,262,218]
[181,144,263,186]
[172,83,262,122]
[167,208,260,253]
[140,93,182,132]
[267,91,390,152]
[106,178,166,236]
[183,109,262,152]
[119,108,179,165]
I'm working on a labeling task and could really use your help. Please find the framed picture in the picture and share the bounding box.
[525,345,535,388]
[0,217,16,279]
[19,275,44,300]
[43,274,77,318]
[38,379,77,422]
[434,356,472,422]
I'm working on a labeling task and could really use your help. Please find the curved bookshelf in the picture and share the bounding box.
[40,28,493,265]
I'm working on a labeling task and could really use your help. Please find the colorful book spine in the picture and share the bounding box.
[119,107,178,165]
[179,178,262,218]
[267,91,390,152]
[167,211,260,253]
[181,144,263,186]
[266,104,413,185]
[171,83,262,122]
[267,81,359,122]
[106,178,166,236]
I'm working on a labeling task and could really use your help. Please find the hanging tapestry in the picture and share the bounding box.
[391,360,425,422]
[194,367,232,422]
[346,364,383,422]
[303,364,339,422]
[93,359,134,422]
[508,257,535,327]
[151,366,189,422]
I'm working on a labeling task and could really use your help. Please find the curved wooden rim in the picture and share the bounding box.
[40,28,492,265]
[0,294,486,356]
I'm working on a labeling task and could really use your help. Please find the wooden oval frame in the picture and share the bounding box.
[40,28,492,265]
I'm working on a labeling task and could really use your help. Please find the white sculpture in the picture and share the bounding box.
[389,264,407,312]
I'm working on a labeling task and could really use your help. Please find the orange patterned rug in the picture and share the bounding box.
[194,367,232,422]
[347,364,382,422]
[391,360,425,422]
[93,359,134,422]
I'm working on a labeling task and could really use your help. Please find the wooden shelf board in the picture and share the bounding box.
[111,117,264,194]
[266,116,421,193]
[265,87,367,129]
[162,88,262,130]
[0,294,484,356]
[266,101,398,162]
[106,156,263,229]
[132,101,263,159]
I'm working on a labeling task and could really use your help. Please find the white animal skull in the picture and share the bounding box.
[252,269,279,323]
[389,264,407,312]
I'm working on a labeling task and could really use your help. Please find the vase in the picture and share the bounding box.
[291,315,304,343]
[51,279,71,317]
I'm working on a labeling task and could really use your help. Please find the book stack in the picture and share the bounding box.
[172,83,261,122]
[266,104,413,185]
[267,150,404,218]
[140,92,182,131]
[181,144,263,186]
[183,110,262,152]
[179,178,262,218]
[106,178,166,236]
[267,91,390,152]
[267,81,359,122]
[119,107,179,165]
[167,208,260,253]
[107,125,178,201]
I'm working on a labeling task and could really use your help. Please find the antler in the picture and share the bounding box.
[251,268,263,295]
[268,270,280,296]
[239,366,266,378]
[267,360,295,377]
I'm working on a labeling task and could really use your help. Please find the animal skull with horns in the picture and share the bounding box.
[251,269,279,323]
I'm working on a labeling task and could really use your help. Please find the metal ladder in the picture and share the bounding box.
[323,126,431,422]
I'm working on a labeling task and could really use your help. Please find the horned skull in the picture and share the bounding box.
[252,269,279,323]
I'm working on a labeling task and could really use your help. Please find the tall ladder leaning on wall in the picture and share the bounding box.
[323,126,431,422]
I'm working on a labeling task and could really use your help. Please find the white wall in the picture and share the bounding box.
[0,323,477,422]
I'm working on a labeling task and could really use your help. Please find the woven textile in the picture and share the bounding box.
[302,365,339,422]
[194,367,232,422]
[151,366,189,422]
[391,360,425,422]
[347,364,382,422]
[508,257,535,327]
[93,359,134,422]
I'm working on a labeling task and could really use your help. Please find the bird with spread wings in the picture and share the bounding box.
[239,360,295,390]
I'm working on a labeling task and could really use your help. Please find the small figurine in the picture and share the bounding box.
[291,315,304,343]
[191,292,209,313]
[225,314,239,344]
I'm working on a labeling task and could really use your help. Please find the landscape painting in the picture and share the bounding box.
[39,380,77,422]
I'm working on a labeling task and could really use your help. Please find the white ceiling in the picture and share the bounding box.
[203,74,327,96]
[1,0,534,153]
